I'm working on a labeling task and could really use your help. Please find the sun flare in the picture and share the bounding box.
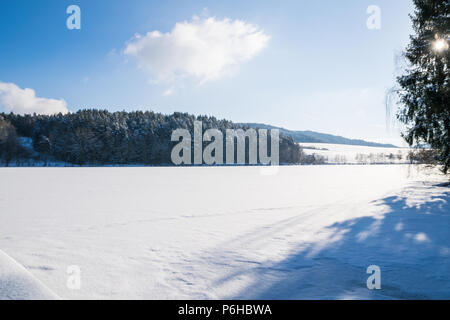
[432,38,449,52]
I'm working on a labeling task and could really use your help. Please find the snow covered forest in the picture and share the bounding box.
[1,111,432,168]
[0,110,302,166]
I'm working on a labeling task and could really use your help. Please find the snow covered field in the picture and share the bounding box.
[301,143,410,164]
[0,165,449,299]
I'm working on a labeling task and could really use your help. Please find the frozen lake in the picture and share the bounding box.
[0,165,449,299]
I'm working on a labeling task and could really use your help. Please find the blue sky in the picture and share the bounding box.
[0,0,414,145]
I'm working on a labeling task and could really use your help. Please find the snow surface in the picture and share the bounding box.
[0,165,449,299]
[0,249,59,300]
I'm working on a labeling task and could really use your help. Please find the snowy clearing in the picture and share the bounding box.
[0,165,449,299]
[301,143,410,164]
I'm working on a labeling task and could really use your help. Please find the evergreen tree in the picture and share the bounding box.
[0,116,20,166]
[397,0,450,172]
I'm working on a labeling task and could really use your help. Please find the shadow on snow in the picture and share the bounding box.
[222,183,450,299]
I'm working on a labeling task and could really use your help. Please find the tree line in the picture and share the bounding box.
[0,110,304,166]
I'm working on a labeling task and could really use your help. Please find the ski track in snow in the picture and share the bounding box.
[0,165,449,299]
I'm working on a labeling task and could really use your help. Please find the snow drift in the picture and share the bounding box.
[0,249,59,300]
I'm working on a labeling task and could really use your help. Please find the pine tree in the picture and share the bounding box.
[397,0,450,173]
[0,116,20,166]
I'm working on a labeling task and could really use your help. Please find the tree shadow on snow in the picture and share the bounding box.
[223,183,450,300]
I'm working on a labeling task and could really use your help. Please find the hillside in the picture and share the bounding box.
[244,123,397,148]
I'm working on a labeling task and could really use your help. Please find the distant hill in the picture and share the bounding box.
[242,123,397,148]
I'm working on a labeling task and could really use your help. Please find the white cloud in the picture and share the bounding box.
[124,16,270,84]
[163,87,175,96]
[0,82,68,115]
